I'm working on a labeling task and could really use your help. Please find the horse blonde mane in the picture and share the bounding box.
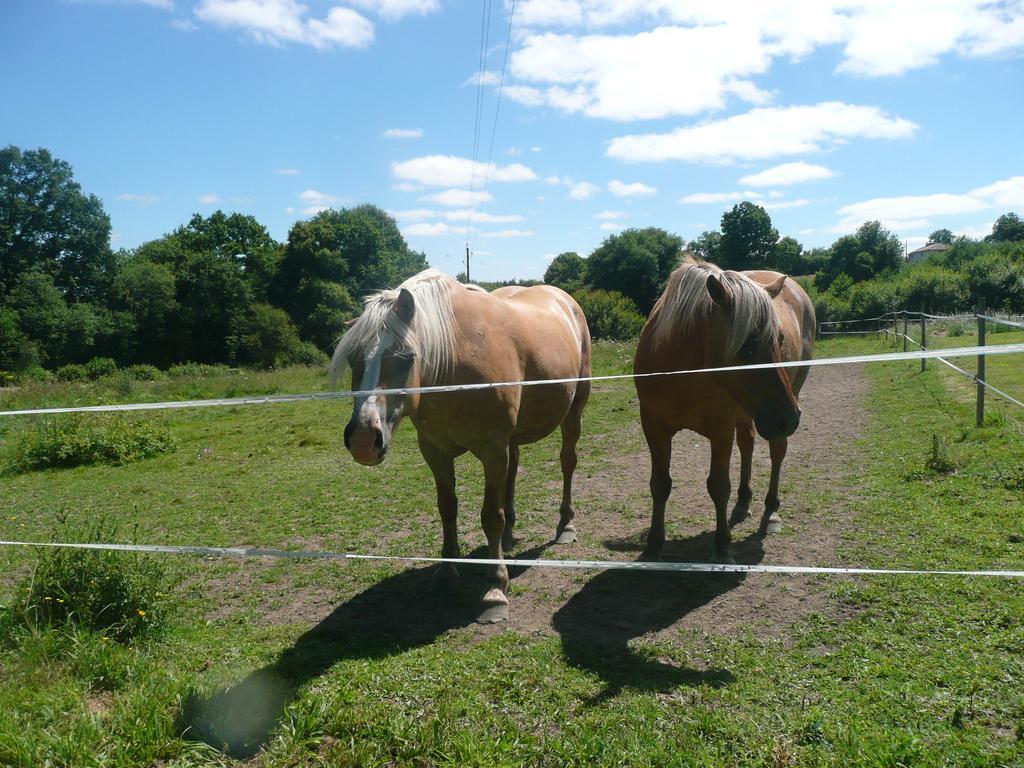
[330,269,459,387]
[649,255,780,359]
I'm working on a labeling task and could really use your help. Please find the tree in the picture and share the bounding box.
[771,236,804,274]
[929,228,954,245]
[543,252,587,292]
[718,202,778,270]
[112,259,178,364]
[275,206,427,345]
[815,220,903,290]
[586,228,683,313]
[687,230,721,263]
[987,212,1024,243]
[854,220,902,274]
[0,145,113,302]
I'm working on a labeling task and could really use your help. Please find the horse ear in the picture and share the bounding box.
[395,288,416,324]
[706,274,733,310]
[765,274,787,299]
[344,317,358,328]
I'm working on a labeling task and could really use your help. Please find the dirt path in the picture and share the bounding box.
[489,360,871,642]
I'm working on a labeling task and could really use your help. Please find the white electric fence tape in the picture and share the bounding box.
[2,540,1023,579]
[4,342,1024,418]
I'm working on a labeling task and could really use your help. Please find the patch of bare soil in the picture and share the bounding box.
[211,363,870,649]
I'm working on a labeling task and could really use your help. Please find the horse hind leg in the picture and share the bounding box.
[555,383,589,545]
[730,420,755,527]
[759,437,787,536]
[502,445,519,552]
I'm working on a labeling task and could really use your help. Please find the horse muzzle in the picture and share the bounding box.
[344,422,388,466]
[754,405,801,442]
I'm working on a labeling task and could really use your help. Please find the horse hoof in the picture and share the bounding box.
[729,506,750,528]
[639,548,662,562]
[765,514,783,535]
[713,551,736,565]
[478,588,509,624]
[555,527,577,545]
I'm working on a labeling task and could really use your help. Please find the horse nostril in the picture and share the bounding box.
[343,422,354,449]
[374,430,384,452]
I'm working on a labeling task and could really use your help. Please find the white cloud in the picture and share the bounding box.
[419,189,494,206]
[508,25,772,121]
[171,18,198,30]
[479,229,534,238]
[608,179,656,197]
[285,206,296,214]
[404,222,457,236]
[679,191,764,204]
[348,0,440,21]
[82,0,172,7]
[464,70,501,86]
[531,146,542,152]
[392,181,423,192]
[739,161,837,187]
[512,2,1024,100]
[117,193,160,205]
[383,127,424,139]
[608,102,917,164]
[195,0,374,50]
[568,181,600,200]
[298,188,343,214]
[390,208,437,221]
[394,208,524,223]
[275,168,300,175]
[199,194,222,204]
[834,175,1024,232]
[595,210,626,220]
[599,222,623,231]
[763,198,811,210]
[392,155,537,187]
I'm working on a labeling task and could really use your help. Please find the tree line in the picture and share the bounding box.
[545,202,1024,336]
[3,144,1023,379]
[1,145,427,377]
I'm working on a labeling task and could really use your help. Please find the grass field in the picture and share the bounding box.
[1,336,1023,767]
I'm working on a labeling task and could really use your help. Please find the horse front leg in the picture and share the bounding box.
[640,410,673,561]
[707,431,735,561]
[419,439,460,593]
[477,445,510,623]
[759,437,787,536]
[502,445,519,553]
[555,386,588,544]
[731,420,755,526]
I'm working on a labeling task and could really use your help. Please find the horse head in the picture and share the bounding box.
[706,271,801,441]
[338,288,420,466]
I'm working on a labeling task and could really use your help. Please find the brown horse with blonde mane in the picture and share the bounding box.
[332,269,591,623]
[634,256,815,561]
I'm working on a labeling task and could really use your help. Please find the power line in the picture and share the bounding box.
[465,0,494,268]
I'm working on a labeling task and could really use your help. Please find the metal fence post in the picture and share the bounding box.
[920,311,927,372]
[977,298,986,427]
[902,311,908,353]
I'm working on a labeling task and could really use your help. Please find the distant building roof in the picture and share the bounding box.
[908,242,951,256]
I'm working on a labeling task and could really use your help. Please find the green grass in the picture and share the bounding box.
[1,340,1023,766]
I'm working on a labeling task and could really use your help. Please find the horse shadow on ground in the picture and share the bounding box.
[178,542,551,758]
[551,528,766,704]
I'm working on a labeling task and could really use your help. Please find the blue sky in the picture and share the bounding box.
[2,0,1023,281]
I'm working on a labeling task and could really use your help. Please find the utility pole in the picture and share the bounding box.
[465,243,471,284]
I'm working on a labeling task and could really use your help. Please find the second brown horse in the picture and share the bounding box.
[634,256,815,561]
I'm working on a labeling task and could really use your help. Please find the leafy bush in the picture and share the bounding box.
[84,357,118,380]
[278,340,328,367]
[947,321,965,337]
[55,363,88,382]
[124,363,163,381]
[6,416,175,473]
[10,517,168,642]
[168,362,231,378]
[572,289,646,341]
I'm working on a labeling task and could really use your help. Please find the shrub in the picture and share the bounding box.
[55,363,88,382]
[947,321,965,337]
[572,289,646,341]
[16,365,54,384]
[168,362,230,378]
[124,364,163,381]
[84,357,118,380]
[6,416,175,473]
[278,340,328,367]
[10,517,167,642]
